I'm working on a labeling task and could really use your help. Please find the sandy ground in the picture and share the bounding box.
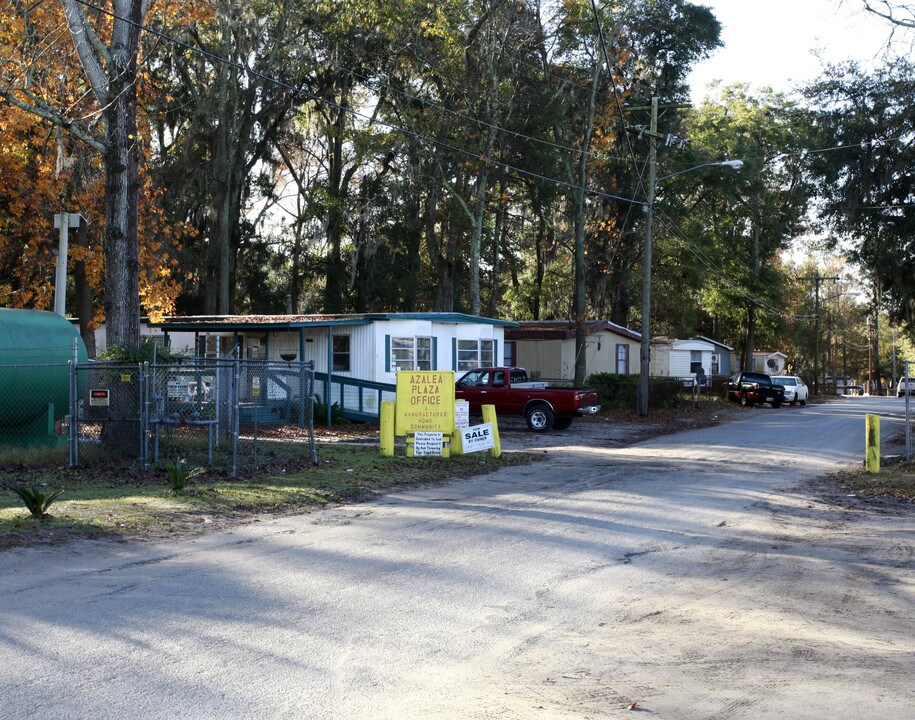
[0,397,912,719]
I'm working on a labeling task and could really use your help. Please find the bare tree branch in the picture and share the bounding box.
[0,88,105,150]
[863,1,915,28]
[58,0,110,106]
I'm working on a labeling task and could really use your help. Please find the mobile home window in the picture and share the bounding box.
[503,341,516,366]
[690,350,702,375]
[616,344,629,374]
[457,339,496,371]
[392,337,432,371]
[332,335,350,372]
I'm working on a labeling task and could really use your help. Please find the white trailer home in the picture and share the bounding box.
[153,313,517,421]
[752,350,788,375]
[648,337,717,385]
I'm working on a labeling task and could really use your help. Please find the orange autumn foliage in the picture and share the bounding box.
[0,1,208,325]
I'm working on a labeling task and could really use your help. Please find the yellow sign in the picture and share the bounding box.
[395,371,455,435]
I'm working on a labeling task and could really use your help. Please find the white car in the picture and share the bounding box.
[897,378,913,397]
[772,375,808,406]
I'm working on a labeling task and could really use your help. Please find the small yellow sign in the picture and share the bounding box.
[395,371,455,435]
[120,373,132,383]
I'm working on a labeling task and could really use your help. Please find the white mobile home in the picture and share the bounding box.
[752,350,788,375]
[649,337,717,384]
[693,336,735,377]
[153,313,517,420]
[155,312,514,377]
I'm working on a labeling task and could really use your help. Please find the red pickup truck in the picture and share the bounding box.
[455,367,600,432]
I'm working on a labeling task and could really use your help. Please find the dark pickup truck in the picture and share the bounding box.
[454,367,601,432]
[726,371,786,408]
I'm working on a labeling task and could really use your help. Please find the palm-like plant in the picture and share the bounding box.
[164,458,204,494]
[11,486,64,519]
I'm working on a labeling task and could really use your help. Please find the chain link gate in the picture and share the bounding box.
[235,359,317,470]
[1,355,317,474]
[70,361,145,467]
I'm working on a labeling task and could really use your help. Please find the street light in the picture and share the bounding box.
[656,159,744,182]
[638,156,744,417]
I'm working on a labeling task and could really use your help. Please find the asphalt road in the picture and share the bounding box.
[1,397,912,719]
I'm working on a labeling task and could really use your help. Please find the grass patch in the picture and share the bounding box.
[0,444,537,549]
[835,461,915,502]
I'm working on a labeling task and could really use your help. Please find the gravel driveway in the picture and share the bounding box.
[0,397,912,719]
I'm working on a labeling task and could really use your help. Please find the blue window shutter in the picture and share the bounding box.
[451,338,457,370]
[385,334,391,372]
[432,337,438,370]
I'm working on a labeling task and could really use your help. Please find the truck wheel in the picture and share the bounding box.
[772,401,781,409]
[740,391,750,406]
[552,417,573,430]
[525,404,554,432]
[800,398,806,406]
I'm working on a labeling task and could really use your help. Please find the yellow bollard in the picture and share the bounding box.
[481,404,502,458]
[865,413,880,473]
[451,429,464,455]
[380,401,395,457]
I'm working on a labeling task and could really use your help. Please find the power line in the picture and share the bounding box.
[349,69,638,166]
[67,0,646,210]
[654,208,816,322]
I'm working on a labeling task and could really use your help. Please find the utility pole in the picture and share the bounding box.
[638,97,658,418]
[873,277,881,394]
[867,316,873,395]
[744,192,761,371]
[53,212,81,316]
[628,100,738,416]
[892,325,897,389]
[803,270,838,396]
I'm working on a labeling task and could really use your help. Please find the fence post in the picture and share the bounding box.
[231,353,240,478]
[68,357,77,468]
[906,360,911,463]
[69,339,79,467]
[307,363,317,464]
[139,362,146,470]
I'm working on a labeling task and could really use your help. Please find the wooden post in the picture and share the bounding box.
[865,414,880,474]
[380,401,395,457]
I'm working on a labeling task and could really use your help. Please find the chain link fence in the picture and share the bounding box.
[0,357,316,475]
[0,362,74,462]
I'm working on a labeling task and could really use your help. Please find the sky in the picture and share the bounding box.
[687,0,898,101]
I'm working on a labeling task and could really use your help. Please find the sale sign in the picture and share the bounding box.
[460,423,495,453]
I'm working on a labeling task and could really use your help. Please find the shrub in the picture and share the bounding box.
[163,458,205,495]
[586,373,687,411]
[101,339,186,364]
[312,394,345,426]
[11,486,64,519]
[586,372,639,409]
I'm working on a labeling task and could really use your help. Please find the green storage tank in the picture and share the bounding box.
[0,308,88,443]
